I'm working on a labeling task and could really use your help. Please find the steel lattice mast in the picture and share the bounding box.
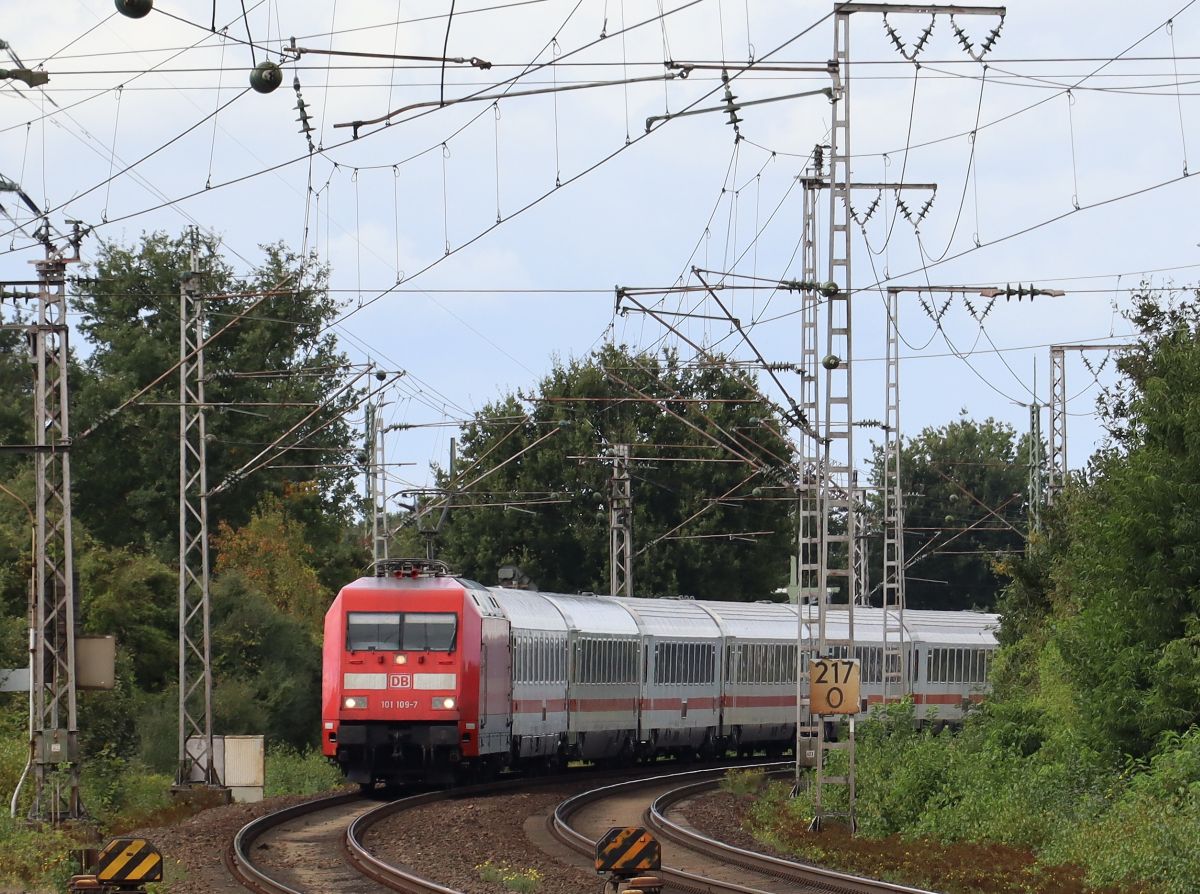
[177,258,218,789]
[807,2,1006,832]
[367,399,389,564]
[30,239,83,821]
[610,444,633,597]
[1047,343,1131,501]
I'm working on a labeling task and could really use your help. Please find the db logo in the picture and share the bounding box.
[389,673,412,689]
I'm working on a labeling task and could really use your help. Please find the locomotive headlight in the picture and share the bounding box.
[394,654,407,665]
[343,696,367,709]
[433,697,456,710]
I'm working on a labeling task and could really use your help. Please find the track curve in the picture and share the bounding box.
[553,767,942,894]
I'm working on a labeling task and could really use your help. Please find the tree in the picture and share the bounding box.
[69,231,361,553]
[209,571,323,748]
[212,492,331,636]
[1037,289,1200,756]
[0,325,33,480]
[430,344,798,599]
[78,543,176,690]
[868,415,1030,611]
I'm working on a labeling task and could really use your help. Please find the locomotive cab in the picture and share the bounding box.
[321,562,512,787]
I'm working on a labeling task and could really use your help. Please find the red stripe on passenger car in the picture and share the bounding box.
[724,695,797,708]
[568,698,639,712]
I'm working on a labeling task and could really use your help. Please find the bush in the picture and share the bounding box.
[81,746,173,830]
[265,744,343,797]
[0,731,176,891]
[721,767,766,795]
[1047,727,1200,894]
[0,815,79,892]
[741,702,1200,892]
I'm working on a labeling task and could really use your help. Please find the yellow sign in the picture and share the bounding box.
[95,838,163,884]
[594,826,661,875]
[809,658,860,715]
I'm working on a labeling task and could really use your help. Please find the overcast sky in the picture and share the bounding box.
[3,0,1198,504]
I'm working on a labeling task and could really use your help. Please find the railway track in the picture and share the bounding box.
[229,765,942,894]
[228,774,586,894]
[552,767,942,894]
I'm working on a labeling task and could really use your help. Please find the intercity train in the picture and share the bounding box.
[321,560,997,786]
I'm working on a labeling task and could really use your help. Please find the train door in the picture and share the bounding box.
[640,635,656,749]
[479,615,512,756]
[722,638,737,743]
[565,629,581,752]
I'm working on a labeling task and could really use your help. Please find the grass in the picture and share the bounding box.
[720,767,767,796]
[0,737,342,892]
[264,744,344,797]
[477,860,543,894]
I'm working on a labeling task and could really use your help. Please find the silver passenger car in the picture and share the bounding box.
[491,588,997,764]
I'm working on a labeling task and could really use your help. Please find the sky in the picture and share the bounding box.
[2,0,1198,510]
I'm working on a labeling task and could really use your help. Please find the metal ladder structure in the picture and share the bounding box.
[881,287,907,703]
[795,171,824,776]
[803,1,1007,831]
[1028,401,1044,531]
[810,6,857,831]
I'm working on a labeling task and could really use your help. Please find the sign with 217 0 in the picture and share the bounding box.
[809,658,861,715]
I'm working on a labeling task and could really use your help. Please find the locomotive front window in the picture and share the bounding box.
[401,613,457,652]
[345,612,457,652]
[347,612,401,651]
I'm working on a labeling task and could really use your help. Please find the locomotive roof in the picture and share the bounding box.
[346,574,467,593]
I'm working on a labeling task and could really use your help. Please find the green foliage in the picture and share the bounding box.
[437,344,797,598]
[0,732,173,891]
[744,708,1182,891]
[1014,289,1200,758]
[80,746,174,830]
[264,744,344,797]
[720,767,766,795]
[0,814,78,893]
[135,687,179,775]
[0,729,26,805]
[213,495,331,635]
[869,416,1030,610]
[210,571,322,748]
[0,328,33,482]
[1046,727,1200,893]
[78,544,176,691]
[746,780,818,850]
[476,861,542,894]
[70,231,360,551]
[78,651,145,759]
